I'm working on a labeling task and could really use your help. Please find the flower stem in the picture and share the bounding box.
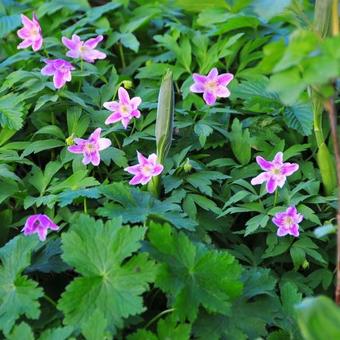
[273,190,278,207]
[44,294,57,307]
[144,308,175,329]
[78,59,83,92]
[83,197,87,214]
[118,43,126,69]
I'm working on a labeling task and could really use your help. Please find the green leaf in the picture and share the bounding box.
[120,32,140,52]
[98,183,197,230]
[280,282,302,316]
[0,236,43,334]
[245,214,269,236]
[296,296,340,340]
[0,14,21,38]
[58,187,101,207]
[58,215,157,335]
[6,322,34,340]
[284,102,313,136]
[22,139,65,157]
[148,223,243,321]
[186,171,228,196]
[81,309,108,340]
[253,0,291,21]
[0,93,26,130]
[38,326,74,340]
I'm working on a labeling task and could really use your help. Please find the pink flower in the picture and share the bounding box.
[124,152,164,185]
[22,214,59,241]
[62,34,106,63]
[251,152,299,194]
[67,128,111,166]
[17,13,43,51]
[189,67,234,105]
[272,206,303,237]
[103,87,142,129]
[41,59,75,89]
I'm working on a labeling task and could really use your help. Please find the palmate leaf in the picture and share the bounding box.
[284,102,313,136]
[0,236,43,334]
[0,93,26,130]
[58,215,157,335]
[97,183,197,230]
[147,223,243,321]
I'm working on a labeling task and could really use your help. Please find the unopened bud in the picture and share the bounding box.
[122,80,133,89]
[66,133,75,146]
[183,158,192,173]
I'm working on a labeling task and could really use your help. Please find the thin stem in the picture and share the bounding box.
[144,308,175,329]
[324,99,340,304]
[273,190,278,207]
[78,59,83,92]
[118,43,126,69]
[112,133,122,149]
[83,197,88,214]
[44,294,57,307]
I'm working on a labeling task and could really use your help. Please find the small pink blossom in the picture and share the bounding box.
[41,59,75,89]
[190,67,234,105]
[103,87,142,129]
[62,34,106,63]
[272,206,303,237]
[17,13,43,51]
[22,214,59,241]
[251,152,299,194]
[124,152,163,185]
[67,128,111,166]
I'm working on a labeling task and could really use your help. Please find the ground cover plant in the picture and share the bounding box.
[1,0,340,338]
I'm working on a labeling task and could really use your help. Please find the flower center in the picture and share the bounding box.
[30,27,39,37]
[85,143,96,153]
[142,165,152,176]
[284,216,293,228]
[204,80,217,92]
[272,168,281,175]
[33,220,41,228]
[120,105,130,117]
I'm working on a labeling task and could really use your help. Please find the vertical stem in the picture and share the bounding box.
[83,197,88,214]
[325,99,340,304]
[78,59,83,92]
[273,190,278,207]
[118,43,126,69]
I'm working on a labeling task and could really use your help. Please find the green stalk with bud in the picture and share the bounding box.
[148,70,174,197]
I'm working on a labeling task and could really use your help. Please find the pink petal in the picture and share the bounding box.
[103,101,120,112]
[203,91,217,105]
[82,50,106,62]
[41,63,55,76]
[105,112,122,125]
[250,172,269,185]
[23,215,38,233]
[118,87,130,105]
[90,152,100,166]
[286,206,297,217]
[217,73,234,86]
[190,83,205,93]
[125,164,141,175]
[130,97,142,110]
[131,109,141,118]
[148,153,158,164]
[215,86,231,98]
[276,176,286,188]
[207,68,218,81]
[192,73,207,85]
[266,177,277,194]
[17,39,32,49]
[37,227,48,241]
[53,71,66,89]
[17,27,30,39]
[281,163,299,176]
[289,225,300,237]
[121,117,130,129]
[256,156,273,171]
[98,138,111,151]
[152,164,164,176]
[277,227,289,237]
[129,174,144,185]
[39,215,57,229]
[74,138,86,145]
[66,50,80,59]
[89,128,102,143]
[68,144,84,154]
[62,36,77,50]
[82,153,92,165]
[140,176,152,185]
[273,152,283,164]
[137,152,148,166]
[84,35,103,49]
[21,14,34,29]
[32,38,43,51]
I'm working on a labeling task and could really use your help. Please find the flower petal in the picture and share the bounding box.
[256,156,273,171]
[53,71,66,89]
[207,67,218,80]
[289,224,300,237]
[124,164,141,175]
[277,227,289,237]
[250,172,269,185]
[273,152,283,164]
[98,138,111,151]
[103,101,120,112]
[215,86,231,98]
[130,96,142,109]
[266,177,277,194]
[129,174,143,185]
[89,128,101,142]
[217,73,234,86]
[17,39,32,49]
[32,38,43,51]
[281,163,299,176]
[137,151,148,166]
[84,35,103,48]
[192,73,207,85]
[190,83,205,93]
[68,144,84,154]
[41,63,55,76]
[90,152,100,166]
[118,87,130,105]
[203,91,217,105]
[105,112,122,125]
